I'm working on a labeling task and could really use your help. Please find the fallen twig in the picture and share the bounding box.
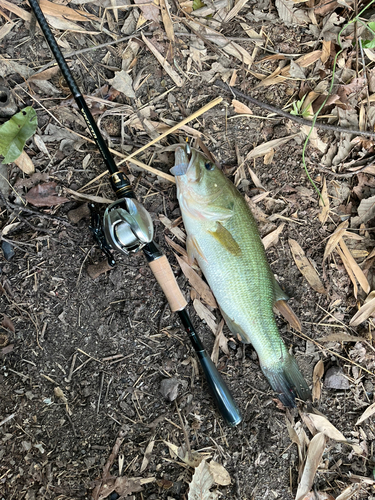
[215,80,375,139]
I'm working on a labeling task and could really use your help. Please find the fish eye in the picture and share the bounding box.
[205,162,214,171]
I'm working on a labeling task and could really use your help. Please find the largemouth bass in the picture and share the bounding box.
[171,144,311,407]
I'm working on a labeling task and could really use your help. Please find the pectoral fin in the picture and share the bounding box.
[208,222,241,256]
[221,309,250,344]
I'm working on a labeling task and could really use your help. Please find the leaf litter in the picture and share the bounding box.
[3,0,375,498]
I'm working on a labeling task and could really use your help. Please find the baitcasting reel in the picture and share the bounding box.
[89,198,154,267]
[103,198,154,254]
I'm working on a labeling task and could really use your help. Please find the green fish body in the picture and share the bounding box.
[172,146,311,407]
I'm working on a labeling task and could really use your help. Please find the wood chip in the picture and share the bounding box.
[289,239,326,294]
[312,359,324,402]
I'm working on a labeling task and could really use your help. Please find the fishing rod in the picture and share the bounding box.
[28,0,242,426]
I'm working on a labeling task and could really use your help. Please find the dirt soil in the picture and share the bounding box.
[1,2,375,500]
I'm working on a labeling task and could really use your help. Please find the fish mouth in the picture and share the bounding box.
[171,144,197,178]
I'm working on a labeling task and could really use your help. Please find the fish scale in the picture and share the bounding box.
[172,145,311,407]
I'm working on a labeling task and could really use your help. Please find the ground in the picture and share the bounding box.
[1,1,375,499]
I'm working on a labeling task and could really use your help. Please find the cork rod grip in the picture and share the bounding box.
[148,255,187,312]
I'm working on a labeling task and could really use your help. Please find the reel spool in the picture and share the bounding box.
[103,198,154,255]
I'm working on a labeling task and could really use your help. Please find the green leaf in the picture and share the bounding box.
[0,107,38,164]
[368,22,375,33]
[363,39,375,49]
[193,0,205,10]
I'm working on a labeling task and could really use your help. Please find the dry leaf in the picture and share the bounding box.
[159,215,186,242]
[232,99,252,114]
[295,432,326,500]
[187,20,253,66]
[263,149,274,164]
[54,386,72,415]
[164,441,210,468]
[356,401,375,425]
[188,460,218,500]
[307,413,362,454]
[246,134,300,160]
[336,484,361,500]
[141,33,184,87]
[208,461,230,486]
[25,182,69,207]
[351,194,375,227]
[338,239,370,294]
[1,314,15,333]
[350,295,375,326]
[318,178,329,224]
[140,439,154,473]
[323,220,348,263]
[134,0,160,22]
[262,223,285,250]
[63,187,114,204]
[317,332,362,342]
[165,235,188,259]
[159,0,174,42]
[176,254,217,308]
[108,70,136,99]
[336,245,358,298]
[14,150,35,174]
[274,299,302,331]
[39,0,98,21]
[0,0,31,22]
[0,22,14,42]
[211,319,229,364]
[193,298,218,335]
[312,360,324,402]
[28,66,60,82]
[289,239,326,294]
[301,493,335,500]
[275,0,310,25]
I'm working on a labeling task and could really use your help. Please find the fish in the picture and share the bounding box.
[171,144,311,407]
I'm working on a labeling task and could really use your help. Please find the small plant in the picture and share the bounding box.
[0,107,38,164]
[361,21,375,48]
[289,94,312,118]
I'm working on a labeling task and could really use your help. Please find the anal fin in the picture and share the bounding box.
[221,309,250,343]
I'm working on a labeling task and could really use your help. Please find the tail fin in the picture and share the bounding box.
[261,353,311,407]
